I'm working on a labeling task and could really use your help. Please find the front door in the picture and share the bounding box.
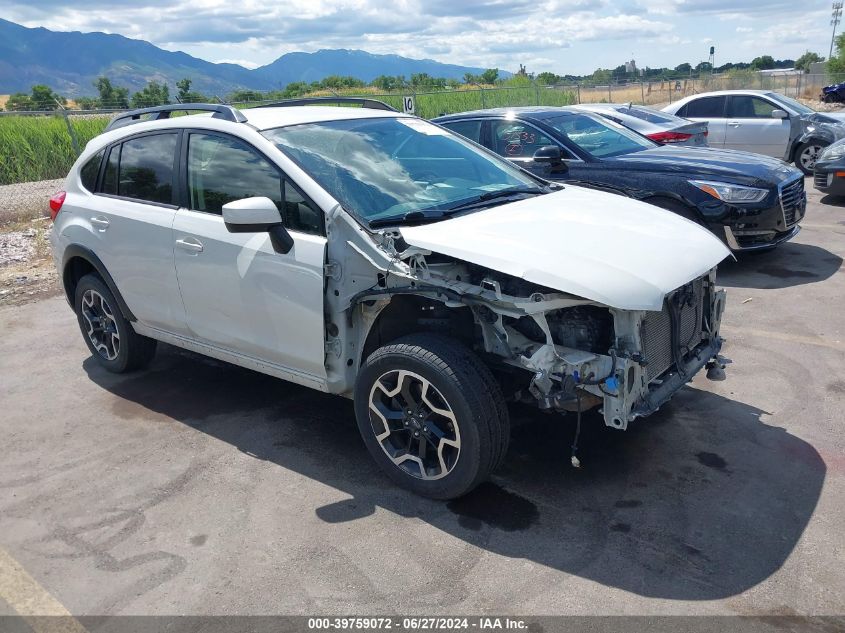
[723,95,791,157]
[172,131,327,379]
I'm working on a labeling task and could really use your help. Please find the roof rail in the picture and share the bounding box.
[104,103,247,132]
[254,97,398,112]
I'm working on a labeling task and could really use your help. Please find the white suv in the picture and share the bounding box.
[50,100,730,499]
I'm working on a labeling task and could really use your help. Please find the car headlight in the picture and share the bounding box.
[689,180,768,203]
[820,143,845,161]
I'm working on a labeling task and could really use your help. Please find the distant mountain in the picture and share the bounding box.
[0,18,263,96]
[253,49,507,87]
[0,19,506,97]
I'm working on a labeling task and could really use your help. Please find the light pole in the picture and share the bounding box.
[831,1,843,61]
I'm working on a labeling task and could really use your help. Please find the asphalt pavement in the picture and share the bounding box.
[0,178,843,617]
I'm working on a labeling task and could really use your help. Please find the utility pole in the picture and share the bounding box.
[831,2,843,61]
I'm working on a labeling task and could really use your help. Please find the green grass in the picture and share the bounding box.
[0,86,577,185]
[0,115,109,186]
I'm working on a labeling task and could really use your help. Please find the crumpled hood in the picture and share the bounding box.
[400,186,730,311]
[797,113,845,144]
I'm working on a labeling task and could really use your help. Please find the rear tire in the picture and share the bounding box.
[354,334,509,499]
[74,274,157,373]
[794,140,828,176]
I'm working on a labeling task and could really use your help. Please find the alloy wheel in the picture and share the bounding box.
[80,289,120,361]
[368,369,461,480]
[800,145,823,171]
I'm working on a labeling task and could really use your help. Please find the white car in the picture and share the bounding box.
[49,100,730,499]
[663,90,845,175]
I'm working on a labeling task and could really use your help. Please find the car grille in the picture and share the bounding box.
[814,172,831,189]
[779,177,804,228]
[640,278,706,382]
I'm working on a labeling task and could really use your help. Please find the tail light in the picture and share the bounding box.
[49,191,66,221]
[647,131,693,144]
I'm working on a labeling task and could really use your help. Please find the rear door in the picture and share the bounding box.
[676,96,727,148]
[724,95,790,157]
[172,130,327,379]
[90,132,187,333]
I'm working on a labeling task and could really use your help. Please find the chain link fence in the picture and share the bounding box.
[2,73,845,187]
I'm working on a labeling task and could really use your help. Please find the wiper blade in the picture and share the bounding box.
[446,187,544,212]
[368,209,447,228]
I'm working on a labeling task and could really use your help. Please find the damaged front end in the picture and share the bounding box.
[788,112,845,161]
[339,228,726,430]
[458,265,727,430]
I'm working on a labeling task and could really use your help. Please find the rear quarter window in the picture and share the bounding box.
[79,149,105,192]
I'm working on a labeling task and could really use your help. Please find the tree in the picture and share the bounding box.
[131,81,170,108]
[30,85,65,110]
[5,92,33,111]
[795,51,823,73]
[75,96,98,110]
[674,63,692,74]
[94,77,130,109]
[228,89,264,103]
[175,78,206,103]
[750,55,775,70]
[281,81,310,98]
[480,68,499,84]
[3,85,64,111]
[536,72,561,85]
[463,72,479,84]
[695,61,713,73]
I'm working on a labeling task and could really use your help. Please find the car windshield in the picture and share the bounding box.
[262,117,543,226]
[766,92,815,115]
[544,113,655,158]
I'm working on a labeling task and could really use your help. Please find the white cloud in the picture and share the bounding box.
[0,0,831,75]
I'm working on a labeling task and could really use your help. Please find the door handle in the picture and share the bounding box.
[727,121,741,127]
[175,238,204,253]
[90,216,110,230]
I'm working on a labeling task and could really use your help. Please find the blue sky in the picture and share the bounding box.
[0,0,834,74]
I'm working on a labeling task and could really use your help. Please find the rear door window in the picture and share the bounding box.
[117,134,178,204]
[679,96,726,118]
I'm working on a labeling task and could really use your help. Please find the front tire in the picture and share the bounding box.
[74,274,157,373]
[354,334,509,499]
[795,140,828,176]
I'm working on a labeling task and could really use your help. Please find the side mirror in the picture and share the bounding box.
[771,109,789,119]
[533,145,562,164]
[222,196,294,254]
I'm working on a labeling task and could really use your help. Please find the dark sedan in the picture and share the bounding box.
[433,107,806,251]
[813,138,845,196]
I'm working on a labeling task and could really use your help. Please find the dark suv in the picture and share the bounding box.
[434,107,806,252]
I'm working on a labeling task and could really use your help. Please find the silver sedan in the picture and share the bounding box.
[569,103,709,146]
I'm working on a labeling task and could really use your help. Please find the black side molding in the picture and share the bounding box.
[61,244,137,321]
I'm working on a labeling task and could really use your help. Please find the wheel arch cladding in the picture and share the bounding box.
[62,245,136,321]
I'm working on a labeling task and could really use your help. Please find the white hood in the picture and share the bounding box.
[400,186,730,311]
